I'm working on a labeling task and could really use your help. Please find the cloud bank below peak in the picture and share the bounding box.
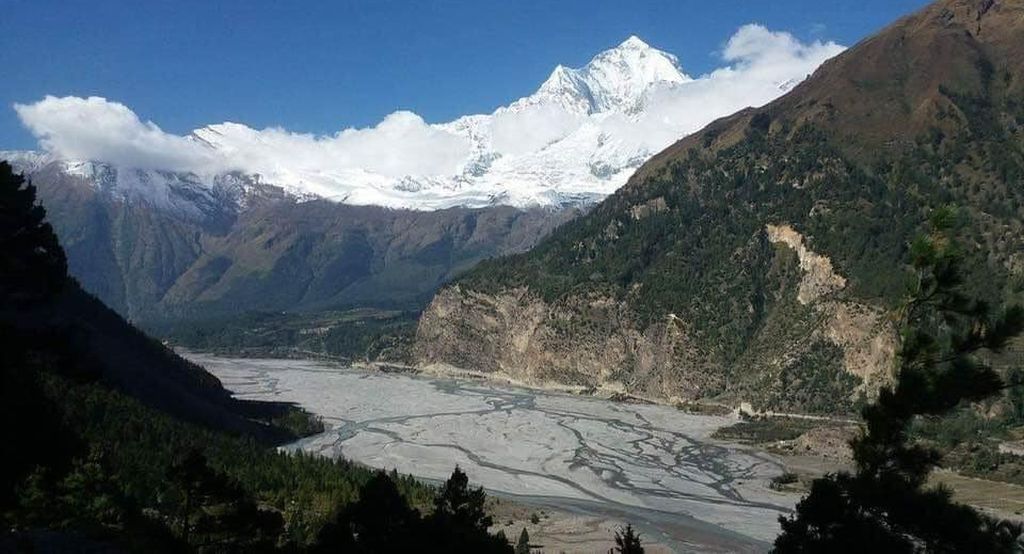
[12,24,844,209]
[15,99,470,180]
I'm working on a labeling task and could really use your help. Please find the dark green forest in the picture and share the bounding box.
[159,308,418,364]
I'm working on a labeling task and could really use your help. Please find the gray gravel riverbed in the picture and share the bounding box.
[185,352,797,552]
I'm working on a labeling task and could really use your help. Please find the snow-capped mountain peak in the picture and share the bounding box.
[0,150,53,173]
[11,29,845,211]
[514,36,690,115]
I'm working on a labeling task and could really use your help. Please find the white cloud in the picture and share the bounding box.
[14,96,215,171]
[12,25,844,205]
[189,111,470,179]
[491,104,583,156]
[14,98,470,179]
[603,24,844,153]
[330,111,470,177]
[720,24,842,84]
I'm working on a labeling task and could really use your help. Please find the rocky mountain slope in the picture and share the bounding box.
[8,158,576,324]
[0,161,301,443]
[415,0,1024,414]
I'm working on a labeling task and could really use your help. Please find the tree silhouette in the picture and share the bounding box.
[315,466,512,552]
[0,161,80,519]
[433,466,492,530]
[314,470,421,553]
[0,161,66,304]
[614,523,644,553]
[167,448,283,551]
[515,527,530,554]
[424,465,512,552]
[774,207,1024,552]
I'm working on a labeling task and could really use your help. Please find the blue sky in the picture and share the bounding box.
[1,0,930,149]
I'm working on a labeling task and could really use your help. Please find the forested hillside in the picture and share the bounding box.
[416,0,1024,414]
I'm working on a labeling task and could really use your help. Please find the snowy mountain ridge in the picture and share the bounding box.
[507,35,691,115]
[9,30,845,211]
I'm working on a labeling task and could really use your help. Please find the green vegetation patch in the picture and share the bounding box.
[161,308,418,363]
[713,416,837,444]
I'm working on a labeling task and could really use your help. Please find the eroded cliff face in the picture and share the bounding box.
[766,224,898,397]
[414,224,897,412]
[765,224,846,304]
[414,286,712,401]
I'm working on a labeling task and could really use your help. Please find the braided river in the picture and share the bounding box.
[186,353,798,552]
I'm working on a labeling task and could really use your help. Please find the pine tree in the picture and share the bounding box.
[515,527,530,554]
[0,161,79,518]
[0,161,66,305]
[424,466,512,553]
[774,207,1024,552]
[314,470,421,552]
[433,465,493,532]
[614,523,644,553]
[59,448,129,530]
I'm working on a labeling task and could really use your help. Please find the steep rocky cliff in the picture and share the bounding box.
[417,224,898,413]
[416,0,1024,414]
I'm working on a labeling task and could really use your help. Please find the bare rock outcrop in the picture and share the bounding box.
[414,286,718,400]
[767,224,898,397]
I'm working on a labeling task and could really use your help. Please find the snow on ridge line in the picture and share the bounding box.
[11,27,845,211]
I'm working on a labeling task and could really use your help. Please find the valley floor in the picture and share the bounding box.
[183,351,797,553]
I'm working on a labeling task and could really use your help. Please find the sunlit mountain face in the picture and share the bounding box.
[8,28,842,211]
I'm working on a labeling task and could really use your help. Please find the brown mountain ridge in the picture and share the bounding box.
[414,0,1024,414]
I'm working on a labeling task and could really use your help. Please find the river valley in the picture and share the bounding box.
[185,352,798,552]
